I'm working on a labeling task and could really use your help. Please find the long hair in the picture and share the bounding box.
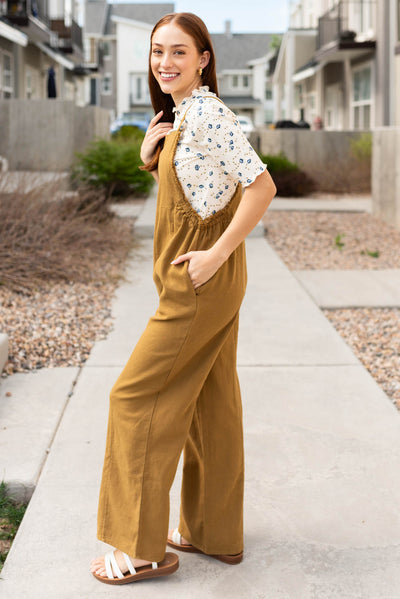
[141,13,218,172]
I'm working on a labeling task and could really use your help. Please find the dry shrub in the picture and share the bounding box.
[0,179,134,294]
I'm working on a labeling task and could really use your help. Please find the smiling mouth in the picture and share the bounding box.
[159,72,179,81]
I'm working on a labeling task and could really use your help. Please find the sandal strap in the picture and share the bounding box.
[105,551,125,579]
[152,562,158,569]
[172,528,181,545]
[104,552,114,580]
[122,553,136,576]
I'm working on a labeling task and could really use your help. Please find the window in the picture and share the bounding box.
[102,73,112,94]
[26,69,32,98]
[2,52,13,98]
[265,86,272,100]
[86,38,97,64]
[231,74,251,90]
[349,0,375,38]
[129,73,150,104]
[352,65,372,129]
[103,41,110,58]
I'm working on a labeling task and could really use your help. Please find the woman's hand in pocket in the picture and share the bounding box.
[171,249,223,289]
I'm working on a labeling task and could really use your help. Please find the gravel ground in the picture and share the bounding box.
[263,209,400,409]
[323,308,400,408]
[263,210,400,269]
[0,282,116,375]
[0,206,141,376]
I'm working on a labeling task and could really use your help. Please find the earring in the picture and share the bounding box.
[198,67,203,76]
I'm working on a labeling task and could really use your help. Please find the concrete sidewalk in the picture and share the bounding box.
[268,196,372,213]
[294,269,400,308]
[2,197,400,598]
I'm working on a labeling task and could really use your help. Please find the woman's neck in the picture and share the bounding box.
[171,77,203,108]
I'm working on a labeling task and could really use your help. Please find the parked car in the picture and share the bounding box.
[110,112,151,135]
[274,119,310,129]
[237,115,255,139]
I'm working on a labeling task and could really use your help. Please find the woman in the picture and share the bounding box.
[90,12,276,585]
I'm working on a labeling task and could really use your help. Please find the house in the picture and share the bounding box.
[273,0,397,130]
[0,0,87,102]
[211,21,278,126]
[84,1,174,121]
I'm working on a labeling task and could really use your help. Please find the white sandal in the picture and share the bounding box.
[92,550,179,585]
[167,528,243,564]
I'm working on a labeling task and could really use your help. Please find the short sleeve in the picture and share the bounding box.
[191,97,266,187]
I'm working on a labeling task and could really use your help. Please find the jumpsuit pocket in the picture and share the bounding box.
[194,275,215,295]
[183,261,214,296]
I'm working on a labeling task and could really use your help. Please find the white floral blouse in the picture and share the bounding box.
[170,86,266,220]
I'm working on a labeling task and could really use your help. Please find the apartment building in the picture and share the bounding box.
[84,3,279,126]
[0,0,86,102]
[273,0,398,130]
[85,2,174,121]
[212,21,277,126]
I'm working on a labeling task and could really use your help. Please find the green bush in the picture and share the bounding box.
[350,132,372,162]
[111,125,146,143]
[259,152,315,197]
[259,152,299,174]
[72,131,153,200]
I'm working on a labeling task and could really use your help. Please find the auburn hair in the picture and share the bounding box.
[141,13,218,172]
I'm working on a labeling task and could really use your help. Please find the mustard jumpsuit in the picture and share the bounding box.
[97,101,247,563]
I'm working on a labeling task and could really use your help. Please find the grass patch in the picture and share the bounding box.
[0,482,28,572]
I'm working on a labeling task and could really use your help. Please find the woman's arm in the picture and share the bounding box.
[171,169,277,288]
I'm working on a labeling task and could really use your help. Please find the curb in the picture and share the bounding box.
[0,332,8,374]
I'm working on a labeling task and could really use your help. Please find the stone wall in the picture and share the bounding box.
[372,128,400,231]
[0,100,110,171]
[255,128,364,173]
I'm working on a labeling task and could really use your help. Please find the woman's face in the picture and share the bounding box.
[151,22,210,106]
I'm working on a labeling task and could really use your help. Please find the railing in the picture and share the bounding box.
[6,0,49,27]
[317,0,376,50]
[51,17,83,52]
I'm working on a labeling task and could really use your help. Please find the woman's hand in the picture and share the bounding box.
[140,111,173,164]
[171,248,224,289]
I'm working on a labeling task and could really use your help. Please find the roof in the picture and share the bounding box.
[211,33,275,70]
[85,0,110,35]
[220,95,262,107]
[105,3,174,34]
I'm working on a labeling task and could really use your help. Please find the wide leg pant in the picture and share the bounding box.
[97,126,247,563]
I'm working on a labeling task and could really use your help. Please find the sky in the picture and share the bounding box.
[165,0,289,33]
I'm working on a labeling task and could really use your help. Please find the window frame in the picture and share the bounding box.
[129,72,150,104]
[350,61,374,130]
[2,51,13,99]
[101,72,112,95]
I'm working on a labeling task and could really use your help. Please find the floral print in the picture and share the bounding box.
[170,86,266,219]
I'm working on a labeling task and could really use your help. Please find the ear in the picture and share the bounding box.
[200,50,210,69]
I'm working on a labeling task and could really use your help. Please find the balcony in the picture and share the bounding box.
[50,18,83,55]
[6,0,48,27]
[4,0,55,44]
[317,0,376,50]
